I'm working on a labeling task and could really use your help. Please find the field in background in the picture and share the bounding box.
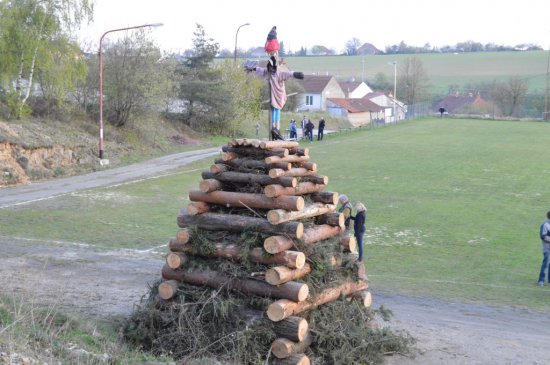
[274,51,548,95]
[2,117,550,311]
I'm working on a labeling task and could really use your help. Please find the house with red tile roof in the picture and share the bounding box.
[327,98,385,127]
[436,93,490,114]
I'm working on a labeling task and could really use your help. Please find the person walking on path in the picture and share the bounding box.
[338,194,353,231]
[317,118,326,141]
[305,119,314,143]
[538,211,550,287]
[351,202,367,262]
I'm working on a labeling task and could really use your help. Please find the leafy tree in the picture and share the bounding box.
[397,57,430,106]
[279,41,286,57]
[370,72,391,92]
[0,0,93,118]
[344,38,361,56]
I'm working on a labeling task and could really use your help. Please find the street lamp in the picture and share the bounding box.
[234,23,250,64]
[389,61,397,123]
[98,22,163,162]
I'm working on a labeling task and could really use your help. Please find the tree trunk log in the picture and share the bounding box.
[260,140,300,149]
[166,252,188,269]
[199,179,224,193]
[158,280,179,300]
[178,211,304,239]
[264,235,295,254]
[214,158,270,171]
[222,152,238,161]
[210,163,229,174]
[162,266,309,302]
[301,224,342,245]
[267,281,369,321]
[340,234,357,253]
[202,171,297,188]
[310,191,338,205]
[265,264,312,285]
[315,212,344,228]
[295,161,317,171]
[272,331,314,359]
[288,147,309,156]
[273,316,309,342]
[265,155,310,164]
[264,183,325,198]
[177,229,190,243]
[188,190,304,211]
[222,145,289,158]
[272,354,310,365]
[267,203,336,225]
[269,168,313,179]
[300,175,329,185]
[351,290,372,308]
[169,242,306,269]
[187,201,210,215]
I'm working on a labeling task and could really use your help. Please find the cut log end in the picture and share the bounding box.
[264,236,295,254]
[158,280,179,300]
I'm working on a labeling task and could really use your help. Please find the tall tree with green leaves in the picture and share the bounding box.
[0,0,93,118]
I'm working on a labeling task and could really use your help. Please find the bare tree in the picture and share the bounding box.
[492,76,528,117]
[397,57,430,106]
[344,38,361,56]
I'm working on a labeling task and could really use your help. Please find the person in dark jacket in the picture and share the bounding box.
[351,202,367,262]
[317,118,326,141]
[305,119,314,143]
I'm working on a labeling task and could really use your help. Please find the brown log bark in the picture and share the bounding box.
[178,211,304,239]
[269,168,314,179]
[295,161,317,171]
[222,152,238,161]
[188,190,304,211]
[267,281,369,321]
[166,252,188,269]
[176,229,190,243]
[158,280,179,300]
[351,290,372,308]
[310,191,339,205]
[288,147,309,156]
[170,242,306,269]
[273,316,309,342]
[264,183,325,198]
[272,354,310,365]
[301,224,342,244]
[265,263,312,285]
[187,201,210,215]
[260,140,300,149]
[315,212,344,228]
[214,158,271,171]
[267,203,336,225]
[169,234,191,252]
[162,266,309,302]
[222,145,289,158]
[272,331,314,359]
[300,175,329,185]
[210,163,229,174]
[340,234,357,253]
[265,155,310,164]
[202,171,297,188]
[199,179,224,193]
[264,235,295,254]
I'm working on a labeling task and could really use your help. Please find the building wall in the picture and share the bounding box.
[349,83,373,98]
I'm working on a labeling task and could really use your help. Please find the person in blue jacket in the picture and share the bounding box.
[538,210,550,287]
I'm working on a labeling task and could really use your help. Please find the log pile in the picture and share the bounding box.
[158,138,371,364]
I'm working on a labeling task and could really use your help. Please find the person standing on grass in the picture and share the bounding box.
[338,194,353,231]
[305,118,314,143]
[538,210,550,287]
[317,118,325,141]
[351,202,367,262]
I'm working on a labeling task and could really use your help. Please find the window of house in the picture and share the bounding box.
[306,95,313,106]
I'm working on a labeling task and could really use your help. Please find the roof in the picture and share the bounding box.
[328,98,383,113]
[296,75,333,93]
[437,94,488,113]
[338,81,363,96]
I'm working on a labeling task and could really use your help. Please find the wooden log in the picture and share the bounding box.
[269,167,314,179]
[340,234,357,253]
[199,179,224,193]
[222,145,289,158]
[264,182,325,198]
[170,242,306,269]
[176,229,190,243]
[178,211,304,239]
[265,263,312,285]
[202,171,297,188]
[351,290,372,308]
[189,190,304,211]
[222,152,238,161]
[273,316,308,342]
[272,331,314,359]
[300,175,329,185]
[264,235,295,254]
[267,203,336,225]
[158,280,179,300]
[310,191,339,205]
[210,163,229,174]
[315,212,344,228]
[166,252,188,269]
[288,147,309,157]
[267,281,369,321]
[187,201,210,215]
[295,161,317,172]
[169,237,192,252]
[301,224,342,245]
[162,266,309,302]
[214,158,270,171]
[265,155,310,164]
[272,354,310,365]
[260,140,300,149]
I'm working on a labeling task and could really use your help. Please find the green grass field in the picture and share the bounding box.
[280,51,549,95]
[2,117,550,311]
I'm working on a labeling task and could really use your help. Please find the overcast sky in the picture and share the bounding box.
[78,0,550,53]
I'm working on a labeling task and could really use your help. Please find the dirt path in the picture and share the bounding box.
[1,149,550,365]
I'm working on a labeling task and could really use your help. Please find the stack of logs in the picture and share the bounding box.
[159,138,371,365]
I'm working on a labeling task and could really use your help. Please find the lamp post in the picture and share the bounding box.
[234,23,250,64]
[98,22,163,162]
[390,61,397,123]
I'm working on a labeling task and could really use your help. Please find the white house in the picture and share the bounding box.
[338,81,373,99]
[295,75,345,112]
